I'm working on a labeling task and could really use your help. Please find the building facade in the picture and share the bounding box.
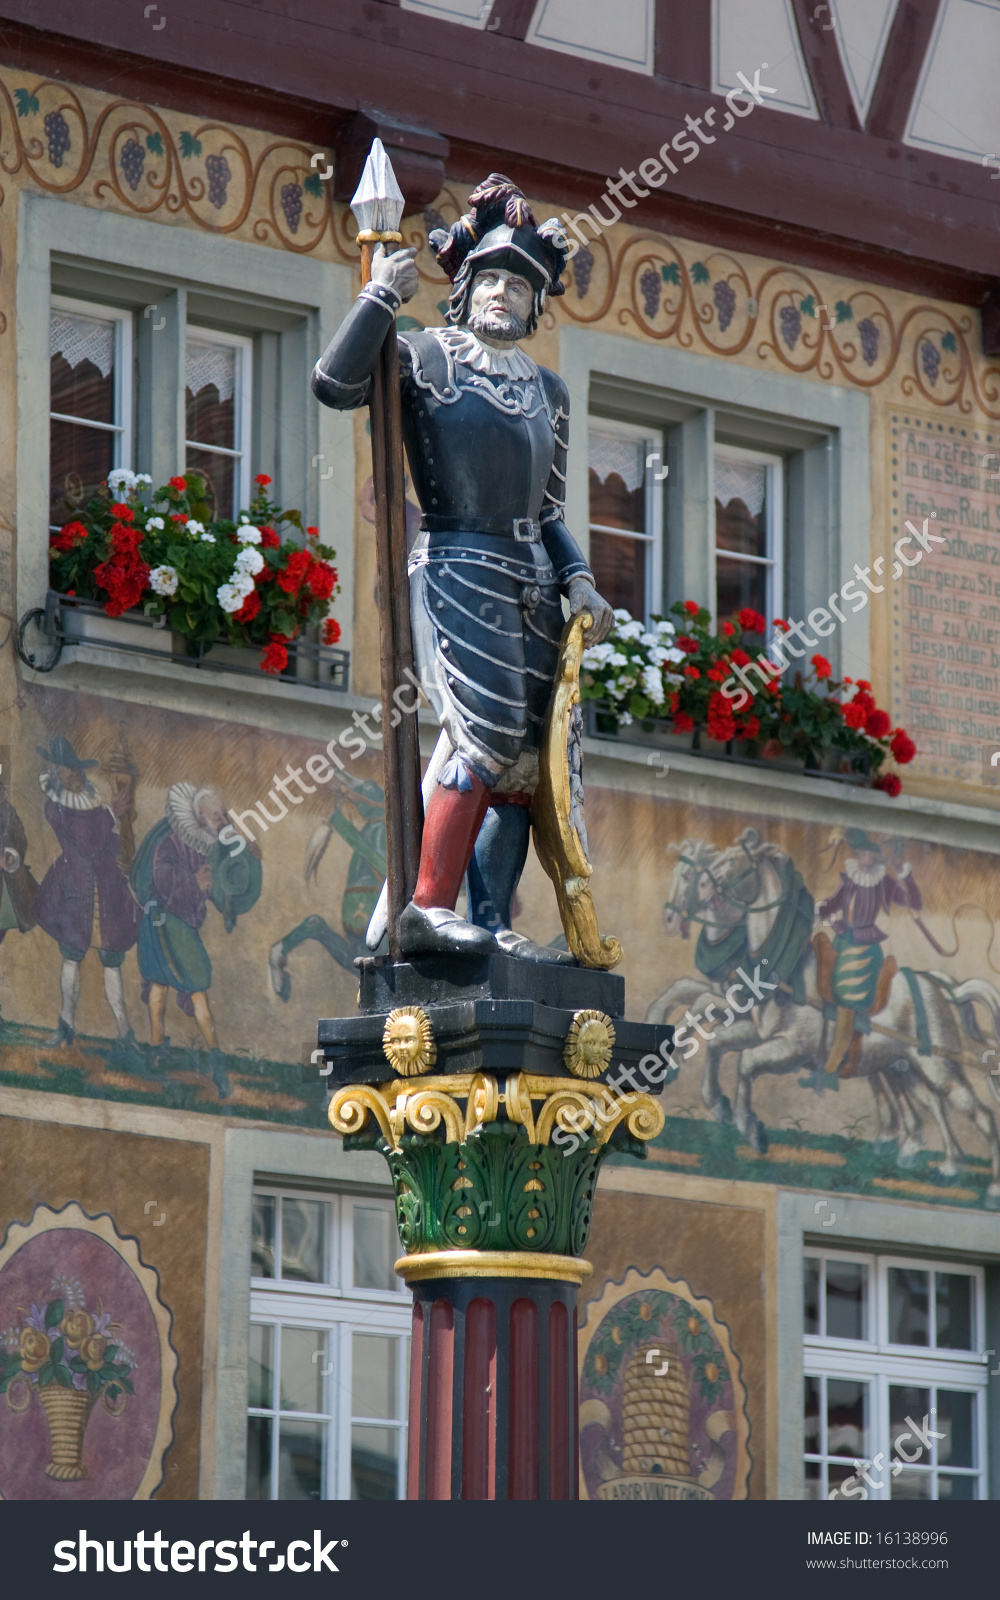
[0,0,998,1501]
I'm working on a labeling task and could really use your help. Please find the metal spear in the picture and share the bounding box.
[350,140,423,958]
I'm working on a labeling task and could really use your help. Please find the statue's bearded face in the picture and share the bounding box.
[466,268,535,343]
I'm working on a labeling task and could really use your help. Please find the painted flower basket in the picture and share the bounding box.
[1,1281,136,1481]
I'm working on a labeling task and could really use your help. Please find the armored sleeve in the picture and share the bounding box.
[311,283,404,411]
[538,371,593,588]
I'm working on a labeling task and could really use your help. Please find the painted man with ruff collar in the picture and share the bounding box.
[130,782,261,1064]
[312,175,613,959]
[33,734,140,1049]
[816,826,922,1075]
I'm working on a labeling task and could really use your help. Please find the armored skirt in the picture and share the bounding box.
[409,527,564,775]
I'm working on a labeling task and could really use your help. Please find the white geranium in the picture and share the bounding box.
[200,532,216,543]
[217,582,244,613]
[185,519,205,536]
[149,565,179,597]
[135,473,152,486]
[230,568,256,598]
[236,524,262,545]
[608,651,629,668]
[642,664,665,706]
[616,620,644,642]
[235,546,264,576]
[618,710,633,726]
[612,608,632,624]
[146,516,165,531]
[581,642,615,669]
[107,468,138,496]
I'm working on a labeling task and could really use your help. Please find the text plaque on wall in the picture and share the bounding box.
[890,411,1000,787]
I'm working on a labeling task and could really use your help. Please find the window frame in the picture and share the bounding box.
[587,414,664,624]
[185,322,254,518]
[49,291,134,528]
[712,438,785,630]
[803,1248,988,1501]
[247,1185,410,1502]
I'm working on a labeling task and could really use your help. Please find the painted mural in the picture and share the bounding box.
[0,1203,177,1500]
[2,679,1000,1213]
[578,1268,751,1502]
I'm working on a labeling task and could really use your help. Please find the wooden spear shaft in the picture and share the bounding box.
[359,239,424,957]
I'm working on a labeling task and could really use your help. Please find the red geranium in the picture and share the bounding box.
[234,589,261,623]
[673,711,695,733]
[683,599,700,616]
[306,525,320,539]
[307,561,337,601]
[707,665,726,683]
[171,512,188,525]
[721,620,736,637]
[865,709,891,739]
[110,503,134,521]
[50,520,89,551]
[322,617,342,647]
[260,640,288,674]
[773,618,790,632]
[730,648,751,667]
[738,607,766,633]
[738,715,760,739]
[855,679,871,691]
[683,665,700,680]
[811,654,833,681]
[890,730,916,764]
[276,548,313,594]
[842,702,867,730]
[168,475,187,490]
[874,773,901,798]
[255,474,272,487]
[259,526,281,549]
[675,635,700,654]
[706,690,737,743]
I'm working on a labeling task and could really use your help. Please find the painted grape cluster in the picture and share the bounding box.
[713,278,736,332]
[573,245,594,299]
[280,182,303,234]
[857,317,879,367]
[779,303,802,350]
[120,137,145,192]
[205,152,231,210]
[921,339,940,387]
[639,265,661,319]
[44,109,71,167]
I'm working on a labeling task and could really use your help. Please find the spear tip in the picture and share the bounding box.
[351,138,406,236]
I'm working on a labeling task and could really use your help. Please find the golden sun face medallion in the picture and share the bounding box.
[382,1006,437,1076]
[563,1009,616,1078]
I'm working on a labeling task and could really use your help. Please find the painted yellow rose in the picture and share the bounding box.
[79,1333,107,1372]
[704,1362,719,1384]
[60,1310,94,1348]
[20,1327,51,1372]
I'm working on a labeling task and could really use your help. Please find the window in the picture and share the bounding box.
[714,442,783,632]
[49,294,132,530]
[247,1187,410,1501]
[803,1250,987,1501]
[588,419,663,621]
[185,327,253,519]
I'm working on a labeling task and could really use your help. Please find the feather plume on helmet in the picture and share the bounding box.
[428,174,570,334]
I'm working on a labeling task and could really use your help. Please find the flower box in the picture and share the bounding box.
[39,591,350,691]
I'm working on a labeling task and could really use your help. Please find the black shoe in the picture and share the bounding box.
[207,1047,230,1099]
[495,929,577,964]
[42,1017,75,1048]
[398,902,496,958]
[108,1028,142,1068]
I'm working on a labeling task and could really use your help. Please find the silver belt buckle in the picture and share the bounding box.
[512,518,539,542]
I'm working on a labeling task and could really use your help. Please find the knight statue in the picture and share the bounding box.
[312,175,613,961]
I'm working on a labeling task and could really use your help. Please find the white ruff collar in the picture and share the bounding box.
[845,858,886,888]
[165,781,218,856]
[39,771,102,811]
[435,325,538,380]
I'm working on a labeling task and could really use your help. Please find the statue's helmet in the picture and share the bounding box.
[428,175,570,334]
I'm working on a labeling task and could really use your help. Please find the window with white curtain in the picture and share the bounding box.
[803,1250,987,1501]
[247,1187,410,1501]
[49,294,132,530]
[185,327,253,519]
[713,442,784,635]
[587,418,663,622]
